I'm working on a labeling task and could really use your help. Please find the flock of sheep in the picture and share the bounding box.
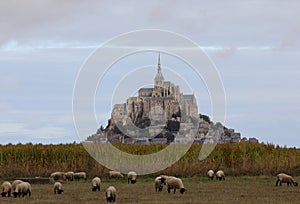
[1,170,298,202]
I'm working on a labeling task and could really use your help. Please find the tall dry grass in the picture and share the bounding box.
[0,143,299,178]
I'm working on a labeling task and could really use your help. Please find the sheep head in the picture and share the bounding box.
[180,188,186,194]
[13,192,19,198]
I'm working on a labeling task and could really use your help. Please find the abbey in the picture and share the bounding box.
[112,53,198,127]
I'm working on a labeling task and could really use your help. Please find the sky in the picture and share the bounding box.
[0,1,300,147]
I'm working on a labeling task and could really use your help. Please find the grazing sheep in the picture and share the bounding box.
[166,176,186,194]
[216,170,225,181]
[105,186,117,203]
[54,182,64,194]
[65,171,74,181]
[207,170,215,180]
[127,171,137,184]
[12,180,23,194]
[91,177,101,191]
[50,172,66,181]
[109,170,124,179]
[74,172,87,181]
[276,173,298,187]
[154,176,165,192]
[13,182,31,198]
[1,181,12,197]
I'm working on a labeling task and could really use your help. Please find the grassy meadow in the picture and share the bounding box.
[1,177,300,204]
[1,143,300,203]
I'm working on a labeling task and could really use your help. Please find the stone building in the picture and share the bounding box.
[111,53,198,129]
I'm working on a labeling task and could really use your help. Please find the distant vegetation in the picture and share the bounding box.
[0,143,300,178]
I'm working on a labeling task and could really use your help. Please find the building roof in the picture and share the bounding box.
[183,94,195,100]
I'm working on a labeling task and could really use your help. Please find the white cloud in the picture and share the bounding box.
[0,76,18,91]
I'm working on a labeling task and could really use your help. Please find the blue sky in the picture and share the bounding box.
[0,1,300,147]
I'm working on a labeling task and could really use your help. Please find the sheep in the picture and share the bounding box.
[105,186,117,203]
[91,177,101,191]
[1,181,12,197]
[216,170,225,181]
[109,170,124,179]
[12,180,23,194]
[276,173,298,187]
[166,176,186,194]
[50,172,66,181]
[74,172,87,181]
[54,182,64,194]
[13,182,31,198]
[127,171,137,184]
[154,176,165,192]
[65,171,74,181]
[207,170,215,180]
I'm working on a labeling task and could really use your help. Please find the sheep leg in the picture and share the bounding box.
[167,187,171,193]
[173,189,176,194]
[276,179,280,186]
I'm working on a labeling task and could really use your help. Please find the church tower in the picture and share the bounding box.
[152,52,165,97]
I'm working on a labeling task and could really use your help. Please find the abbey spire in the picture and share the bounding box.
[154,52,164,87]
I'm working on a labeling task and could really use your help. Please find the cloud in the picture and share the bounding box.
[0,76,18,91]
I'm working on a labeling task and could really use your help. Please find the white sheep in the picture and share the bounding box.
[13,182,31,198]
[105,186,117,203]
[276,173,298,186]
[207,170,215,180]
[1,181,12,197]
[91,177,101,191]
[54,182,64,194]
[216,170,225,181]
[50,172,66,181]
[65,171,74,181]
[109,170,124,179]
[127,171,137,184]
[74,172,87,181]
[166,176,186,194]
[154,176,165,192]
[12,180,23,194]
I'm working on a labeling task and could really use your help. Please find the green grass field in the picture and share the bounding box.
[1,177,300,204]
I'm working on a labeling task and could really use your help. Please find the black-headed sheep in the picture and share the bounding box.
[13,182,31,198]
[91,177,101,191]
[127,171,137,184]
[109,170,124,179]
[50,172,66,181]
[276,173,298,187]
[12,180,23,194]
[166,176,186,194]
[105,186,116,203]
[74,172,87,181]
[1,181,12,197]
[54,182,64,194]
[155,176,165,192]
[216,170,225,181]
[65,171,74,181]
[207,170,214,180]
